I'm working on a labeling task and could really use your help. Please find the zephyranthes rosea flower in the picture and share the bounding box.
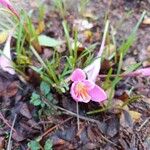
[0,0,18,17]
[70,68,107,103]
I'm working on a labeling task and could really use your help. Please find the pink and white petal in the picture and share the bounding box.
[79,95,91,103]
[70,82,79,101]
[0,33,15,75]
[70,68,86,82]
[0,0,18,16]
[75,94,91,103]
[0,0,12,8]
[89,85,107,102]
[82,80,95,90]
[70,81,91,103]
[136,68,150,77]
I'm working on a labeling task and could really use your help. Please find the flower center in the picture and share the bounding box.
[75,82,90,100]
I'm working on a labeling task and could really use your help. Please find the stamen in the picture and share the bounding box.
[75,82,90,100]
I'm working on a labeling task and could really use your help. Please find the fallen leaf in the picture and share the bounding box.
[12,132,25,142]
[142,60,150,67]
[42,48,53,59]
[143,18,150,25]
[0,32,15,75]
[36,21,45,34]
[116,91,129,102]
[142,98,150,105]
[38,35,62,47]
[20,103,32,119]
[73,19,93,31]
[106,117,119,137]
[0,31,8,44]
[106,99,129,114]
[120,110,133,133]
[83,30,93,42]
[83,10,97,20]
[104,44,116,58]
[0,137,5,149]
[128,110,141,123]
[6,81,18,97]
[122,57,137,71]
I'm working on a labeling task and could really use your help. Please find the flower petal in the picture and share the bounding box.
[70,68,86,82]
[70,81,91,103]
[82,80,95,90]
[0,33,15,75]
[89,85,107,102]
[0,0,18,17]
[0,0,12,8]
[136,68,150,77]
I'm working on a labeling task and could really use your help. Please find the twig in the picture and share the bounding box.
[76,102,80,131]
[57,106,119,147]
[0,112,16,133]
[98,72,141,78]
[7,114,17,150]
[137,117,150,132]
[57,106,103,124]
[42,98,118,147]
[39,117,72,141]
[100,133,119,147]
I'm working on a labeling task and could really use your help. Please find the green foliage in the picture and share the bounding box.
[0,8,17,32]
[38,35,62,47]
[30,81,58,115]
[40,81,50,95]
[44,139,53,150]
[30,92,43,106]
[87,11,146,115]
[78,0,90,15]
[28,139,53,150]
[28,140,41,150]
[53,0,67,18]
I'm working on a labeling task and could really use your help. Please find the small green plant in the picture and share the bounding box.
[78,0,90,15]
[30,81,58,115]
[28,139,53,150]
[52,0,67,19]
[28,140,41,150]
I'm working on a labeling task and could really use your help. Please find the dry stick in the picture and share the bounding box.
[137,117,150,132]
[0,112,16,133]
[42,98,118,147]
[7,114,17,150]
[56,106,118,147]
[76,102,80,131]
[99,72,141,78]
[39,117,72,141]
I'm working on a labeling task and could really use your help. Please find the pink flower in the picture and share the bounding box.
[135,67,150,77]
[70,68,107,103]
[0,0,18,17]
[0,32,15,75]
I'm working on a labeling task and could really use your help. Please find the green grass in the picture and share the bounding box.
[52,0,67,19]
[87,11,146,115]
[0,2,147,116]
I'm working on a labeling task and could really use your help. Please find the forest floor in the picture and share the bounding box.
[0,0,150,149]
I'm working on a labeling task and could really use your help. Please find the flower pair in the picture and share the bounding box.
[70,68,107,103]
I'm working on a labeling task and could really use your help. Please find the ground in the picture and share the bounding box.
[0,0,150,149]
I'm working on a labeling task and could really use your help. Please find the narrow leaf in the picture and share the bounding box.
[38,35,62,47]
